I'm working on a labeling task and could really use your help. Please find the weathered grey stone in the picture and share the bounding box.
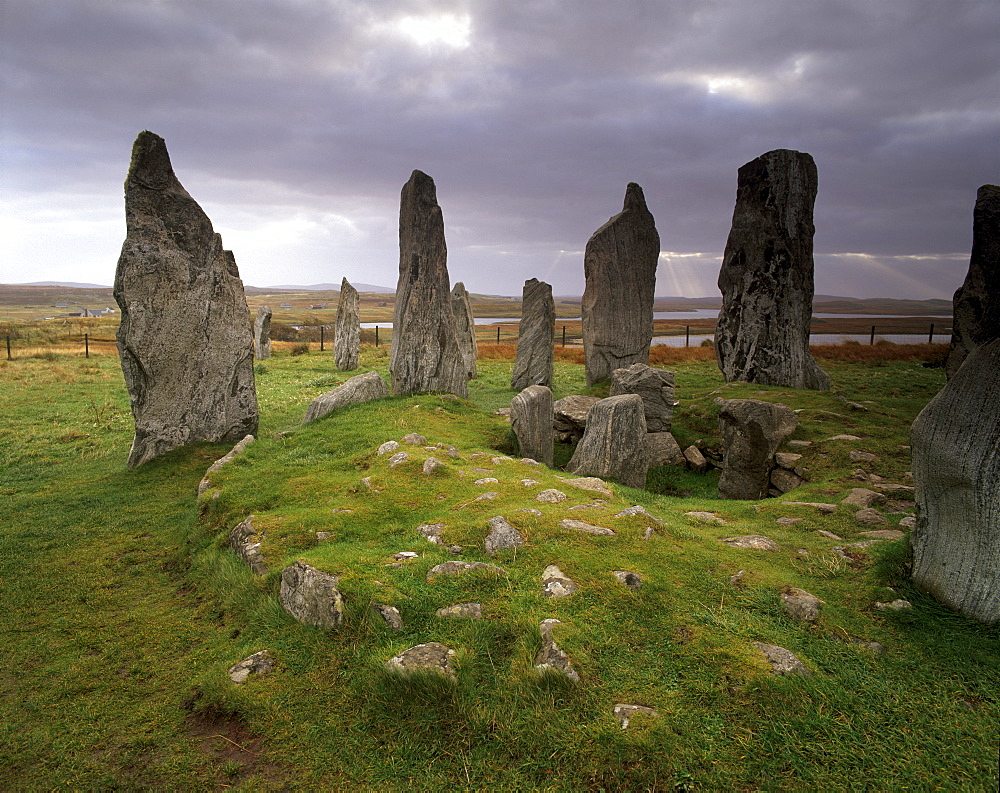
[552,395,600,443]
[860,529,905,540]
[474,477,499,486]
[770,468,804,494]
[899,516,917,529]
[485,515,525,555]
[511,385,554,467]
[279,561,344,628]
[334,278,360,371]
[783,501,837,513]
[254,306,272,360]
[377,440,400,455]
[645,432,686,468]
[774,452,803,469]
[422,457,444,475]
[722,535,779,551]
[815,529,843,540]
[387,451,409,468]
[450,281,478,380]
[373,603,403,630]
[390,170,468,397]
[613,703,659,730]
[849,450,879,463]
[582,183,660,385]
[229,515,268,575]
[471,491,499,502]
[854,508,887,525]
[776,517,804,526]
[386,642,456,679]
[788,440,813,448]
[614,505,664,525]
[559,519,616,536]
[562,476,614,498]
[302,370,388,424]
[542,565,578,597]
[947,185,1000,378]
[436,603,482,619]
[717,399,798,499]
[780,587,822,622]
[536,489,567,503]
[511,278,555,389]
[417,523,445,544]
[911,337,1000,623]
[198,434,255,496]
[535,619,580,682]
[228,650,274,684]
[715,149,830,391]
[567,394,648,489]
[684,445,709,472]
[874,599,912,611]
[114,131,258,468]
[402,433,427,445]
[612,570,643,590]
[753,642,810,676]
[842,488,887,509]
[685,511,725,523]
[426,560,504,581]
[610,363,675,432]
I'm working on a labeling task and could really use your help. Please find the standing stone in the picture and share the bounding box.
[510,385,554,467]
[717,399,798,500]
[254,306,272,360]
[451,281,478,380]
[567,394,648,489]
[910,338,1000,624]
[114,131,258,469]
[610,363,675,432]
[335,277,361,371]
[511,278,555,389]
[715,149,830,391]
[581,183,660,385]
[946,185,1000,378]
[390,170,468,397]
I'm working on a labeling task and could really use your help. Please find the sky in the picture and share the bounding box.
[2,1,998,298]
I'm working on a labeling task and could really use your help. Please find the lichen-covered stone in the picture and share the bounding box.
[229,515,268,576]
[715,149,830,390]
[484,515,524,555]
[567,394,648,489]
[302,370,388,424]
[535,619,580,682]
[279,561,344,629]
[114,131,258,468]
[386,642,456,679]
[511,385,554,467]
[451,281,478,380]
[753,642,810,676]
[582,183,660,385]
[542,565,578,597]
[717,399,797,499]
[511,278,555,389]
[254,306,272,360]
[334,278,360,371]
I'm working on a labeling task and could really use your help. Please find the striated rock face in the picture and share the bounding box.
[610,363,675,432]
[717,399,798,499]
[511,385,554,467]
[946,185,1000,378]
[302,370,388,424]
[553,394,599,443]
[279,561,344,628]
[114,131,258,468]
[390,170,468,397]
[567,393,648,489]
[715,149,830,391]
[511,278,555,389]
[451,281,478,380]
[254,306,272,360]
[582,183,660,386]
[335,278,361,371]
[911,338,1000,624]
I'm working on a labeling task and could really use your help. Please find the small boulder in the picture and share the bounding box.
[842,488,887,509]
[279,561,344,629]
[646,431,687,467]
[386,642,457,680]
[559,519,616,536]
[228,650,274,684]
[377,440,400,455]
[422,457,444,475]
[484,515,525,555]
[854,508,887,525]
[683,445,709,473]
[780,587,823,623]
[753,641,810,676]
[722,535,779,551]
[542,565,578,597]
[536,489,567,503]
[426,561,503,581]
[373,604,403,630]
[230,516,269,576]
[562,477,614,498]
[612,570,643,590]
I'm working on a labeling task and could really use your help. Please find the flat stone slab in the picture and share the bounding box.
[386,642,456,679]
[475,477,500,485]
[776,517,804,526]
[484,515,525,555]
[782,501,838,513]
[536,489,567,503]
[842,488,888,509]
[722,535,779,551]
[859,529,905,540]
[815,530,843,540]
[559,519,616,536]
[435,603,482,619]
[542,565,578,597]
[562,477,614,498]
[613,703,660,730]
[426,561,504,581]
[685,511,725,523]
[228,650,274,684]
[387,452,409,468]
[754,642,810,676]
[854,508,887,525]
[826,434,862,441]
[614,505,664,525]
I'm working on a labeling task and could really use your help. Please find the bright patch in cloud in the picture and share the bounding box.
[394,13,472,50]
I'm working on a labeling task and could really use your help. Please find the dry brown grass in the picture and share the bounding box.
[810,341,948,362]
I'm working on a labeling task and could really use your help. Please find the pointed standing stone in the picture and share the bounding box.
[254,306,272,360]
[511,278,555,389]
[567,393,648,489]
[715,149,830,391]
[390,170,468,397]
[113,131,258,469]
[946,185,1000,378]
[581,183,660,386]
[451,281,478,379]
[510,385,554,467]
[335,277,360,371]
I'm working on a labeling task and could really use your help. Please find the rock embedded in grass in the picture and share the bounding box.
[198,434,255,496]
[534,619,580,682]
[377,440,400,455]
[475,477,500,486]
[386,642,457,680]
[387,452,409,468]
[780,587,823,623]
[562,477,614,498]
[613,703,659,730]
[559,519,616,536]
[782,501,837,514]
[612,570,643,590]
[435,603,482,619]
[753,641,810,676]
[536,488,567,503]
[417,523,445,544]
[484,515,524,555]
[279,561,344,629]
[685,511,725,524]
[401,433,427,445]
[842,488,888,509]
[228,650,274,684]
[859,529,905,540]
[373,603,403,630]
[854,508,887,525]
[422,457,444,475]
[542,565,578,597]
[229,516,268,576]
[614,504,664,525]
[426,561,503,581]
[721,535,779,551]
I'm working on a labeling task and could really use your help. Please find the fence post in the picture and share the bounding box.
[85,333,89,359]
[497,326,501,343]
[375,326,379,347]
[320,326,324,351]
[6,336,10,361]
[562,325,566,347]
[928,323,934,343]
[685,326,690,347]
[870,325,876,346]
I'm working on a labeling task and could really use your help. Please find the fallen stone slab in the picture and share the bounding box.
[484,515,525,555]
[229,515,268,576]
[426,561,504,581]
[685,511,725,524]
[542,565,578,598]
[849,450,879,462]
[859,529,905,540]
[815,530,843,540]
[782,501,838,514]
[474,477,500,485]
[302,370,389,424]
[562,477,614,498]
[613,703,659,730]
[774,452,803,469]
[198,434,256,496]
[826,434,862,442]
[854,508,887,525]
[559,519,616,537]
[535,619,580,682]
[386,642,457,680]
[614,505,665,525]
[228,650,274,684]
[842,488,888,509]
[875,599,912,611]
[684,445,709,472]
[787,440,812,448]
[722,535,779,551]
[436,603,482,619]
[753,641,810,676]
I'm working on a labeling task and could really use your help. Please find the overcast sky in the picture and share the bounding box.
[2,1,997,298]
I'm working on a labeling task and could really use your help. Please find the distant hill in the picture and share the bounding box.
[258,282,395,294]
[13,281,113,289]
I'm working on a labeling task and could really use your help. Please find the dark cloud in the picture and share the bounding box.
[2,0,997,296]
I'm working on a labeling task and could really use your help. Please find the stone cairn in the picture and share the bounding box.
[511,278,555,390]
[390,170,469,398]
[113,130,258,469]
[911,333,1000,625]
[581,183,660,386]
[715,149,830,391]
[609,363,684,467]
[254,306,272,360]
[451,281,478,380]
[717,399,798,500]
[510,385,554,467]
[335,277,361,371]
[567,393,648,489]
[946,184,999,378]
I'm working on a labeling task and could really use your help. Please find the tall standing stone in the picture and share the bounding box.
[581,183,660,386]
[715,149,830,391]
[717,399,798,500]
[390,170,468,397]
[254,306,272,360]
[114,131,258,469]
[510,385,554,466]
[335,277,360,371]
[451,281,478,379]
[567,393,648,489]
[511,278,555,390]
[910,337,1000,624]
[946,185,1000,378]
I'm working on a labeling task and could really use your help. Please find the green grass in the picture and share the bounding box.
[1,348,997,790]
